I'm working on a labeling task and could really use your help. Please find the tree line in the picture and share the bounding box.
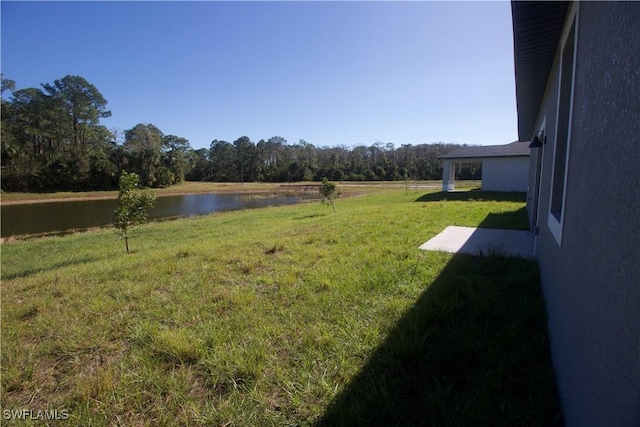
[1,75,481,192]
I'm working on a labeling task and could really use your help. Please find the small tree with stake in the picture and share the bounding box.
[319,177,341,213]
[113,171,156,254]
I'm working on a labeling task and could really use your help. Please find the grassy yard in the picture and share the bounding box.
[0,188,561,426]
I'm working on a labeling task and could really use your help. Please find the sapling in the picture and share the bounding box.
[113,171,156,254]
[319,177,341,213]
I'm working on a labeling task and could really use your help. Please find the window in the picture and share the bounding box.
[548,6,578,246]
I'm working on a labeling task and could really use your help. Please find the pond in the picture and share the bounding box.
[1,193,312,238]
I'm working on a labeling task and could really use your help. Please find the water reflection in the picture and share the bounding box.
[1,193,308,237]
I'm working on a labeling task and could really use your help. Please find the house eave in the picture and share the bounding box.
[512,1,570,141]
[438,141,531,160]
[438,154,530,161]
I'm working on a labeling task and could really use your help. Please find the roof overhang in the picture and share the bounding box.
[439,141,531,160]
[511,1,569,141]
[440,155,529,162]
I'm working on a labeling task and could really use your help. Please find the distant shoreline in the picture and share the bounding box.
[0,180,464,206]
[0,182,321,206]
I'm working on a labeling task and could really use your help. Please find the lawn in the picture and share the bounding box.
[0,187,561,426]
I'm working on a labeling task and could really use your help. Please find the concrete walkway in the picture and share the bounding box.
[419,226,535,259]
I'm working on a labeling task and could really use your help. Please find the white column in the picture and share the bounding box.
[442,160,455,192]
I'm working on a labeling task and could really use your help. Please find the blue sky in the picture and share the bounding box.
[1,1,517,150]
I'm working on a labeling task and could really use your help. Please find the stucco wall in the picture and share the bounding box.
[529,2,640,426]
[481,157,529,192]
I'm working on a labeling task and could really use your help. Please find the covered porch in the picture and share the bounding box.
[440,141,530,192]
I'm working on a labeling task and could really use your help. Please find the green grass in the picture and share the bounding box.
[0,188,561,426]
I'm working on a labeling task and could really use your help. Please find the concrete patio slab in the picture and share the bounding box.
[419,226,535,259]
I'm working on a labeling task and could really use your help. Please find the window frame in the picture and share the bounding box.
[548,3,579,246]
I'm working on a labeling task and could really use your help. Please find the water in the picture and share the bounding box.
[1,193,308,237]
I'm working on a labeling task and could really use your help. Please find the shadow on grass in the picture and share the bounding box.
[294,213,328,220]
[415,190,526,203]
[317,257,562,426]
[478,207,529,231]
[1,256,102,280]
